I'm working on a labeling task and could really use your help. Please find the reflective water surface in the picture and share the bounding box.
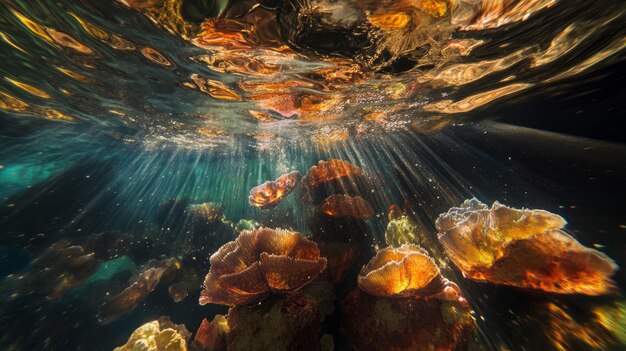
[0,0,625,350]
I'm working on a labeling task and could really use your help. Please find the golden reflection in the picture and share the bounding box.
[141,46,172,66]
[419,48,534,86]
[423,83,531,113]
[368,12,411,31]
[452,0,557,31]
[46,28,95,54]
[2,0,617,146]
[0,32,27,53]
[248,110,275,123]
[0,91,30,112]
[5,78,51,99]
[55,66,89,82]
[10,8,95,55]
[312,129,349,146]
[117,0,196,39]
[190,74,243,101]
[69,13,136,51]
[10,8,54,43]
[0,90,76,122]
[197,128,227,137]
[43,109,76,122]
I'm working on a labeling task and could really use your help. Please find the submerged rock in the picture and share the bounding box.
[436,198,618,295]
[2,241,99,299]
[99,258,179,324]
[342,289,475,351]
[320,194,375,219]
[226,293,322,351]
[199,227,327,306]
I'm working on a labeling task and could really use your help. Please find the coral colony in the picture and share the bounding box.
[111,159,618,350]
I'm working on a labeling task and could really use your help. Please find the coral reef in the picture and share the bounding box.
[320,194,375,219]
[436,198,618,295]
[114,317,190,351]
[199,227,327,306]
[249,171,302,209]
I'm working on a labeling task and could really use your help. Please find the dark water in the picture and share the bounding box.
[0,1,625,350]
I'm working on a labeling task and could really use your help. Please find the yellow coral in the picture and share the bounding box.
[384,215,419,247]
[114,321,187,351]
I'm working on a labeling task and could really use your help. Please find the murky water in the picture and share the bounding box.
[0,1,625,350]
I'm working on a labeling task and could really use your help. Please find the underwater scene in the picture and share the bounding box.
[0,0,625,350]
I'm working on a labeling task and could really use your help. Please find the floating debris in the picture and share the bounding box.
[436,198,618,295]
[199,227,327,306]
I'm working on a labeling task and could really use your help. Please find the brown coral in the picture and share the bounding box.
[248,171,302,209]
[436,198,618,295]
[358,244,464,302]
[199,227,327,306]
[320,194,375,219]
[301,159,364,204]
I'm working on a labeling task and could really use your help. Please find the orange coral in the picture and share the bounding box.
[249,171,302,209]
[436,199,618,295]
[199,228,327,306]
[358,244,464,302]
[193,315,229,351]
[320,195,375,219]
